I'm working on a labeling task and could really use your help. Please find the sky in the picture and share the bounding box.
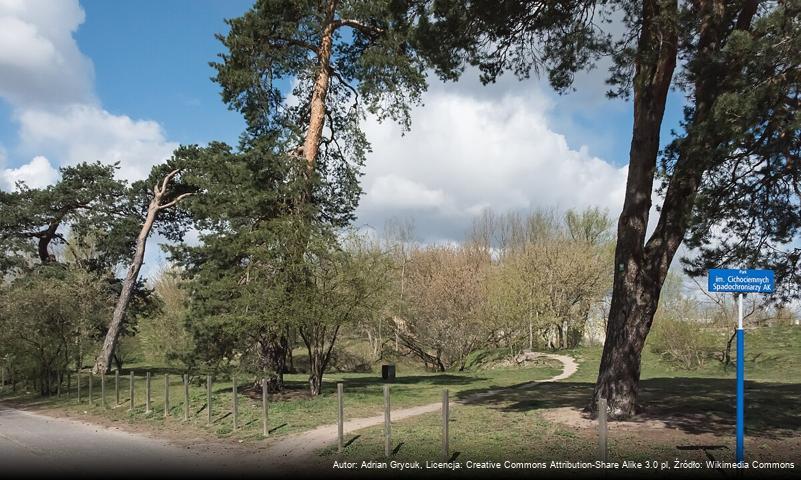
[0,0,687,278]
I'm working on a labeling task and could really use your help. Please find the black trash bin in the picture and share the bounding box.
[381,364,396,382]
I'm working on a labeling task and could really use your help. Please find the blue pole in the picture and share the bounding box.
[736,327,745,464]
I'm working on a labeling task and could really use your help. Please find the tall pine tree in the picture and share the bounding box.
[415,0,801,417]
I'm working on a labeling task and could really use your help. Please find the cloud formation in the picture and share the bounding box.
[18,105,178,181]
[0,0,94,107]
[0,155,58,190]
[0,0,176,189]
[357,78,629,243]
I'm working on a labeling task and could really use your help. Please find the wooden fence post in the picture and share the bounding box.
[598,397,608,464]
[384,384,391,457]
[262,376,269,437]
[337,382,344,452]
[115,370,120,405]
[442,389,449,460]
[88,373,93,405]
[129,371,134,411]
[164,374,170,417]
[57,371,62,398]
[77,371,81,402]
[101,373,106,408]
[232,375,238,431]
[1,364,4,391]
[145,372,152,413]
[183,374,189,421]
[207,374,212,426]
[66,372,71,399]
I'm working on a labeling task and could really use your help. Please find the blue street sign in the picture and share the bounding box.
[707,267,775,466]
[707,268,774,294]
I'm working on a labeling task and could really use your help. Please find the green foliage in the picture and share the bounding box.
[415,0,609,89]
[211,0,429,227]
[0,266,116,394]
[0,162,128,272]
[137,269,195,369]
[480,207,614,351]
[648,273,718,370]
[648,318,718,370]
[676,2,801,300]
[213,0,427,136]
[167,0,433,394]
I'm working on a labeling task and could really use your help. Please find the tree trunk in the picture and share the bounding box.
[93,199,159,374]
[112,352,123,372]
[309,354,323,396]
[93,170,190,374]
[592,0,758,419]
[258,334,287,392]
[301,0,338,176]
[592,0,678,418]
[35,208,71,263]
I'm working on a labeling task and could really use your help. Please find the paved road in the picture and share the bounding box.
[0,353,579,474]
[0,404,230,475]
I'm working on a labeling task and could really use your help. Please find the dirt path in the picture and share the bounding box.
[267,352,579,464]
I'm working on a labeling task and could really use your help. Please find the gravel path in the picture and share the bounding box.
[266,352,579,464]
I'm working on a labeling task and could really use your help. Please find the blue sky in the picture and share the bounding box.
[74,0,250,147]
[0,0,688,260]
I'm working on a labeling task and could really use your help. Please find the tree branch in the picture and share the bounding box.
[157,192,193,211]
[333,19,384,37]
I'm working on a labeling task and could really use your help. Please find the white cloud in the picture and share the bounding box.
[0,155,58,190]
[368,174,447,210]
[0,0,94,107]
[0,0,176,189]
[18,104,178,181]
[357,79,629,242]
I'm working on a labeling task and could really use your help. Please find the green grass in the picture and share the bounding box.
[0,359,562,444]
[4,325,801,469]
[565,325,801,383]
[320,326,801,468]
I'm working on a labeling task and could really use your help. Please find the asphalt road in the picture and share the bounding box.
[0,403,224,476]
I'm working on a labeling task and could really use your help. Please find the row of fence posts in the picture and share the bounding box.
[0,369,272,437]
[1,364,609,463]
[332,385,608,464]
[335,383,452,460]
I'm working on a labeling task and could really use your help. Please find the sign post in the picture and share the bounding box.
[707,268,774,465]
[736,293,744,464]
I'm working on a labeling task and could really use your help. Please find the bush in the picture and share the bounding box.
[649,317,717,370]
[327,346,372,373]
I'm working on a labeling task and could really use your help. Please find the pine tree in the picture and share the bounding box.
[415,0,801,417]
[173,0,430,394]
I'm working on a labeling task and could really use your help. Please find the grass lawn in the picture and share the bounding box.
[319,327,801,474]
[0,357,563,444]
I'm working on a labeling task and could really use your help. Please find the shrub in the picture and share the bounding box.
[649,317,717,370]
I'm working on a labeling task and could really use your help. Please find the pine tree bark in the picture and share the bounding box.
[301,0,338,177]
[592,0,759,418]
[93,170,191,374]
[591,0,678,418]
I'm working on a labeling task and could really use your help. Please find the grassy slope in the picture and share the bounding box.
[319,326,801,467]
